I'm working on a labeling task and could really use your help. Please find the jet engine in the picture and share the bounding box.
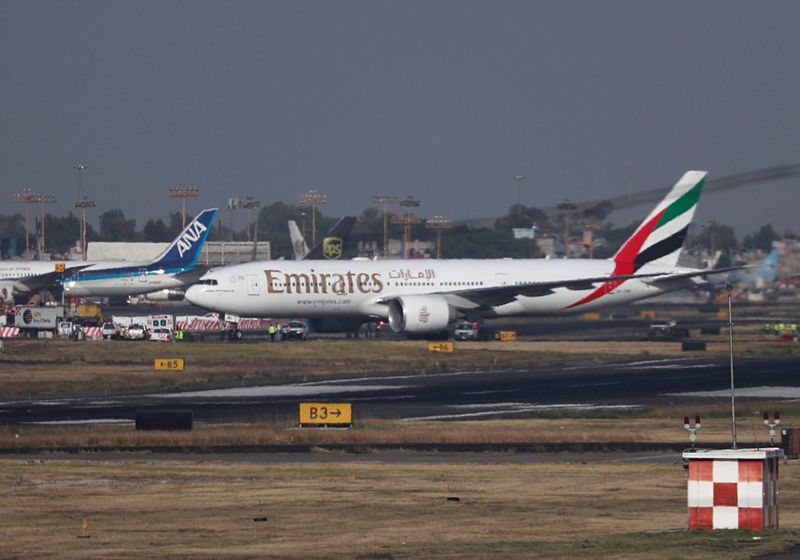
[387,295,456,333]
[144,289,186,302]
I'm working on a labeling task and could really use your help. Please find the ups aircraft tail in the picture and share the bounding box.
[151,208,217,270]
[288,216,357,260]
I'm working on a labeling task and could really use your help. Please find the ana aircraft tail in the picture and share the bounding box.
[151,208,217,269]
[613,170,707,271]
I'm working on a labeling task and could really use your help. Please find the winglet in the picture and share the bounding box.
[151,208,218,270]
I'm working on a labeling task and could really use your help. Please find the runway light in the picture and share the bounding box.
[764,411,781,445]
[683,415,701,449]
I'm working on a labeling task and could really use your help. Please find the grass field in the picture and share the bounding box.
[2,307,799,557]
[1,457,799,559]
[1,337,798,398]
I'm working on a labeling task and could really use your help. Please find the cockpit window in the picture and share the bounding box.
[197,278,218,286]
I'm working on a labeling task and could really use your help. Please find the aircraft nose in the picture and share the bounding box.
[185,284,218,310]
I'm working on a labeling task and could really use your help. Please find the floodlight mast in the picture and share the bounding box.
[239,197,261,242]
[74,197,96,260]
[13,187,36,259]
[299,190,327,248]
[425,215,453,259]
[34,193,57,259]
[169,187,200,229]
[392,196,421,259]
[372,195,399,258]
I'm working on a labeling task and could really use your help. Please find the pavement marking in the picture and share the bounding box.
[664,386,800,399]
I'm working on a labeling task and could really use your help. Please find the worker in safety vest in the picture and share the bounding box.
[268,323,276,342]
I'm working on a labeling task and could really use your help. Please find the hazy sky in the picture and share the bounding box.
[1,1,799,235]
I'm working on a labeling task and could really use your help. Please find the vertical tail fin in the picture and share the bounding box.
[288,220,310,260]
[613,171,707,270]
[304,217,357,260]
[152,208,218,269]
[757,248,780,282]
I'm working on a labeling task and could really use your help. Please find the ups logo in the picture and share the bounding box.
[322,237,343,259]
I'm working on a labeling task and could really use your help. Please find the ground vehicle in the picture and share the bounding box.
[149,327,173,342]
[101,322,117,339]
[125,324,147,340]
[58,321,73,338]
[283,321,309,340]
[15,306,65,338]
[454,320,493,341]
[648,320,690,339]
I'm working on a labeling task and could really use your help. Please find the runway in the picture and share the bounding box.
[2,354,798,426]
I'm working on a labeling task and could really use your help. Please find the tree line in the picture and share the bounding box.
[0,202,787,261]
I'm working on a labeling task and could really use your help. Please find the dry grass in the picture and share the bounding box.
[2,408,796,450]
[1,458,799,559]
[2,338,798,398]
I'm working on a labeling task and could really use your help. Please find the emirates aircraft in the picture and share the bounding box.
[186,171,722,335]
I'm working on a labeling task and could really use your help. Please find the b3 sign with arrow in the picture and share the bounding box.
[299,403,352,427]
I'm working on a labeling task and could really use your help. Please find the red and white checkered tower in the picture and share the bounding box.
[684,448,782,530]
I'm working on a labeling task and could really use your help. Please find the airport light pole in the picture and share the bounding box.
[34,193,57,258]
[73,163,87,194]
[426,215,453,259]
[373,195,399,258]
[239,197,260,242]
[169,187,200,229]
[392,196,421,259]
[513,175,526,207]
[13,187,36,259]
[74,197,95,260]
[299,190,327,248]
[727,283,737,449]
[557,200,577,258]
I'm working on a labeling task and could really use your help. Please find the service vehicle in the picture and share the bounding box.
[101,322,117,339]
[454,320,493,341]
[76,304,102,324]
[146,314,174,332]
[149,327,173,342]
[648,320,690,339]
[125,324,147,340]
[58,321,73,338]
[283,321,309,340]
[14,306,65,337]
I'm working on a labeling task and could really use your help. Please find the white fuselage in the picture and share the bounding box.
[185,258,699,319]
[62,261,188,297]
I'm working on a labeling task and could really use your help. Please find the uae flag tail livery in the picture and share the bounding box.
[568,171,706,309]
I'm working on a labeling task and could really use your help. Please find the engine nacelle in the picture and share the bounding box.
[387,295,455,333]
[143,289,186,302]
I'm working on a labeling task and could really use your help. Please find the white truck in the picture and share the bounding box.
[14,306,65,338]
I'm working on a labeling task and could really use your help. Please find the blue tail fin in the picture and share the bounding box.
[757,248,780,282]
[152,209,217,269]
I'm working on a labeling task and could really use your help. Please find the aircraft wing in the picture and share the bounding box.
[15,264,94,293]
[172,265,214,285]
[432,266,750,309]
